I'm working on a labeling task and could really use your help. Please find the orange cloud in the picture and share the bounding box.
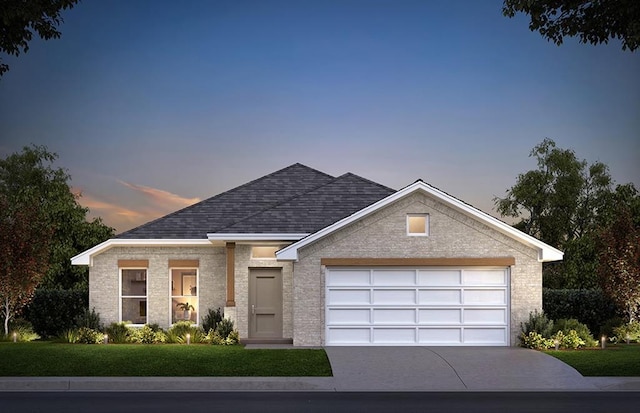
[117,180,201,209]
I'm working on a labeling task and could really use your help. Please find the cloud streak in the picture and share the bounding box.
[75,182,201,233]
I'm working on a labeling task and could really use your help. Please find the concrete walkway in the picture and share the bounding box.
[0,346,638,392]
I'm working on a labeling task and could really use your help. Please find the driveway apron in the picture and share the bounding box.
[324,347,597,391]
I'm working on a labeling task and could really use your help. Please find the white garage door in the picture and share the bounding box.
[325,267,509,346]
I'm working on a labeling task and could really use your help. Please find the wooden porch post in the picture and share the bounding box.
[226,242,236,307]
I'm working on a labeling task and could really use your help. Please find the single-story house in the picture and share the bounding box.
[72,163,562,346]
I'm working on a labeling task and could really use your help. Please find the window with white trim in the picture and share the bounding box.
[121,268,147,325]
[407,214,429,236]
[171,268,199,324]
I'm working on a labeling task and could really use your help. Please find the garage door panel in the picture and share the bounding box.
[464,328,507,344]
[328,289,370,305]
[463,270,506,285]
[372,289,416,304]
[373,270,415,285]
[419,309,461,324]
[328,309,370,324]
[373,328,416,344]
[419,328,462,344]
[463,289,506,305]
[463,308,507,324]
[418,270,461,286]
[418,289,461,304]
[327,270,370,286]
[328,328,370,344]
[373,309,416,324]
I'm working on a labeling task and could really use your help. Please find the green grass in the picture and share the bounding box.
[0,342,332,377]
[545,344,640,376]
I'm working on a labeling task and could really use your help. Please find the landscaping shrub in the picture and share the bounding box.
[543,289,620,335]
[3,319,40,342]
[216,318,235,339]
[24,288,88,338]
[207,318,239,345]
[552,319,597,347]
[76,327,102,344]
[165,321,206,343]
[74,308,102,331]
[521,332,554,350]
[130,324,166,344]
[613,321,640,343]
[202,307,223,333]
[105,322,132,344]
[551,330,586,349]
[600,317,626,338]
[57,329,80,343]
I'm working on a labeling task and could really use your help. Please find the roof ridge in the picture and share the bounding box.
[116,163,334,238]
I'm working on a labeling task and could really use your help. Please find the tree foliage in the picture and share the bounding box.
[0,0,79,76]
[0,145,114,290]
[0,194,52,335]
[503,0,640,51]
[597,206,640,323]
[495,139,639,289]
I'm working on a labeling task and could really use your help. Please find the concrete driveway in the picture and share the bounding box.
[324,346,597,391]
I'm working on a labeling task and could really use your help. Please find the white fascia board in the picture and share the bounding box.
[71,239,212,266]
[276,181,563,263]
[206,233,309,242]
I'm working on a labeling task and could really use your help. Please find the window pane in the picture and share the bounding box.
[122,298,147,324]
[171,269,197,296]
[122,269,146,296]
[408,215,427,234]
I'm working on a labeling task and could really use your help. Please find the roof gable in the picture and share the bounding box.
[276,180,563,262]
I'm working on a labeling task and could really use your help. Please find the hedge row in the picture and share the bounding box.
[24,288,88,338]
[543,288,621,335]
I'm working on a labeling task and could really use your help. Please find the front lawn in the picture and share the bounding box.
[0,342,332,377]
[545,344,640,376]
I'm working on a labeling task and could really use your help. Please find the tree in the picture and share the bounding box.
[0,0,80,77]
[503,0,640,51]
[0,145,115,290]
[0,194,52,335]
[597,206,640,323]
[494,139,640,289]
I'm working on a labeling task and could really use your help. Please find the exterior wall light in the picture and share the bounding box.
[186,333,191,345]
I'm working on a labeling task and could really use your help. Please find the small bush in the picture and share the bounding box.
[130,324,166,344]
[207,318,239,345]
[613,321,640,343]
[105,322,132,344]
[57,329,80,344]
[74,308,102,331]
[202,308,223,334]
[4,320,40,342]
[551,330,586,349]
[166,321,205,344]
[76,327,102,344]
[216,318,235,339]
[600,317,626,338]
[552,319,597,347]
[520,310,554,340]
[521,332,554,350]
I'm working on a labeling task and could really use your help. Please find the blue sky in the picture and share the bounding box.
[1,0,638,233]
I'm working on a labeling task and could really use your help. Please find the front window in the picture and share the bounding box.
[121,269,147,324]
[171,268,198,324]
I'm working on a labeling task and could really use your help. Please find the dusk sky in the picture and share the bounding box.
[1,0,638,234]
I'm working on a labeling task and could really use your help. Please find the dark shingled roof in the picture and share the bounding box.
[116,164,396,239]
